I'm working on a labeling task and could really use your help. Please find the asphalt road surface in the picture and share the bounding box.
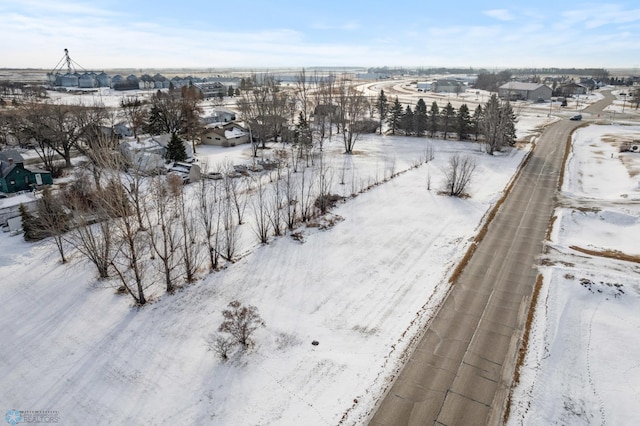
[369,92,614,426]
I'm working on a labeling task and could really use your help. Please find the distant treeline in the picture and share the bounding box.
[511,68,609,78]
[366,66,611,79]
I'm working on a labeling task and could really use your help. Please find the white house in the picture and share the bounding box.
[119,134,194,173]
[431,80,466,94]
[202,108,237,125]
[498,82,552,101]
[201,123,250,147]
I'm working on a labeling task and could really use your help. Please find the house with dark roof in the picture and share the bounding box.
[0,151,53,194]
[558,82,588,97]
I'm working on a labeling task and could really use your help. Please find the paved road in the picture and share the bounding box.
[369,92,614,426]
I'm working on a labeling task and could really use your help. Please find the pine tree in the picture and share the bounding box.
[428,101,440,137]
[387,97,403,135]
[502,101,517,146]
[456,104,472,140]
[294,111,311,146]
[414,99,428,136]
[374,90,389,135]
[472,104,483,141]
[481,94,517,155]
[19,204,38,241]
[401,106,414,136]
[440,102,456,140]
[166,132,187,162]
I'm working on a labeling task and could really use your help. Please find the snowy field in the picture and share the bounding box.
[7,83,637,425]
[0,114,543,425]
[507,124,640,425]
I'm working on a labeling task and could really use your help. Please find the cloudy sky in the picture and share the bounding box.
[1,0,639,70]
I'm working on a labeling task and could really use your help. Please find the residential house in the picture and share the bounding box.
[201,123,250,147]
[0,150,53,194]
[119,134,194,173]
[580,78,600,91]
[559,82,588,97]
[498,82,552,101]
[202,108,237,125]
[193,82,226,99]
[431,80,466,94]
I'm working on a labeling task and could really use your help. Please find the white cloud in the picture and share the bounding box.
[310,21,361,31]
[483,9,515,21]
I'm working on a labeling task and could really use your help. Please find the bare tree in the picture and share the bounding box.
[335,77,368,154]
[120,95,146,139]
[147,176,180,293]
[250,175,271,244]
[175,181,203,283]
[220,194,238,262]
[34,187,70,263]
[315,151,334,214]
[218,300,265,349]
[105,172,149,305]
[443,154,476,197]
[66,176,117,278]
[236,74,290,153]
[268,166,285,236]
[197,164,223,272]
[33,102,89,168]
[298,165,317,222]
[282,167,298,230]
[224,172,248,225]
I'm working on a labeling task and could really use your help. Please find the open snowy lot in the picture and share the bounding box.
[508,123,640,425]
[0,121,541,425]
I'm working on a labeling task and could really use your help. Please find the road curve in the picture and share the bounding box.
[369,95,612,425]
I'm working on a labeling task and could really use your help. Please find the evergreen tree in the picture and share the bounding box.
[19,204,38,241]
[480,94,517,155]
[228,86,234,97]
[472,104,483,141]
[387,97,403,135]
[502,100,517,147]
[294,111,312,146]
[428,101,440,137]
[456,104,472,140]
[146,104,165,135]
[166,132,187,162]
[374,89,389,135]
[440,102,456,140]
[414,99,428,136]
[401,106,414,136]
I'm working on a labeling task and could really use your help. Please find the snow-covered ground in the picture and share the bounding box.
[4,83,638,424]
[1,120,533,424]
[508,124,640,425]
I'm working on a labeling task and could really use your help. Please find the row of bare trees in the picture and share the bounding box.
[0,85,205,174]
[236,71,371,157]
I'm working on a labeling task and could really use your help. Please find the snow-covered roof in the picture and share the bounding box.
[500,82,548,91]
[225,127,248,139]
